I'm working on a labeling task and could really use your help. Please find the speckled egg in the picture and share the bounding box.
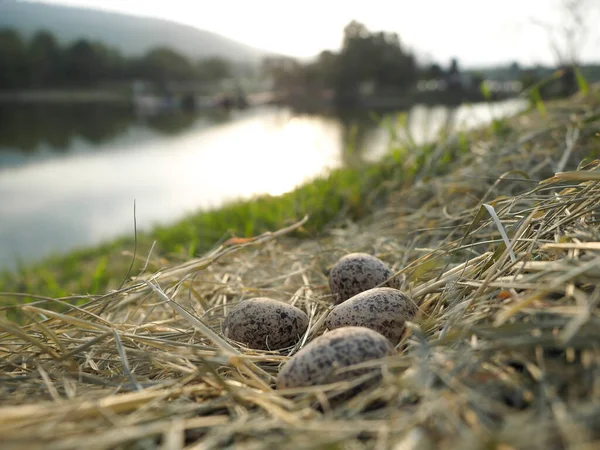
[222,298,309,350]
[328,253,400,304]
[325,287,417,344]
[276,326,395,389]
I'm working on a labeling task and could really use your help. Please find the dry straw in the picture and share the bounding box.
[1,88,600,449]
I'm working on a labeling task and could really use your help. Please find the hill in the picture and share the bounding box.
[0,0,267,62]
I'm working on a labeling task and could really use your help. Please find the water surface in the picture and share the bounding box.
[0,99,527,270]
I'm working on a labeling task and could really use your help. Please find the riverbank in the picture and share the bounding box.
[0,96,533,302]
[0,91,587,302]
[276,85,519,114]
[0,88,279,109]
[1,87,600,448]
[0,85,517,112]
[0,88,130,103]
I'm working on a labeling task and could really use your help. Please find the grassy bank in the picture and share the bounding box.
[1,86,600,448]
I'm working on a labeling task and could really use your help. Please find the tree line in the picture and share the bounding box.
[261,21,421,105]
[0,28,233,89]
[260,19,599,106]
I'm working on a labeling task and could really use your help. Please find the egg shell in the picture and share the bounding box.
[328,253,400,304]
[222,298,308,350]
[325,287,417,344]
[277,326,395,389]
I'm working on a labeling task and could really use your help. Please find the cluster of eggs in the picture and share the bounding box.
[222,253,417,391]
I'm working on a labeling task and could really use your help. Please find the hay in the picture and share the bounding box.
[1,90,600,449]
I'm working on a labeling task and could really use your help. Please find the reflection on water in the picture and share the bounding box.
[0,99,527,270]
[0,103,133,152]
[0,103,233,167]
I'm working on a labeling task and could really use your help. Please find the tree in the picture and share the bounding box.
[28,30,61,87]
[334,21,374,96]
[196,57,231,82]
[0,29,230,89]
[370,31,417,89]
[425,63,444,79]
[307,50,338,89]
[64,40,103,85]
[260,56,303,91]
[92,43,127,82]
[334,21,417,103]
[0,29,28,88]
[137,47,194,83]
[509,61,521,75]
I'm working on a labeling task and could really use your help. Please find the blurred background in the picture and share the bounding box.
[0,0,599,271]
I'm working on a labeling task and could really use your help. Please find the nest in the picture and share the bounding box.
[1,90,600,449]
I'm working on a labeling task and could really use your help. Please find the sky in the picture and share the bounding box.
[36,0,600,67]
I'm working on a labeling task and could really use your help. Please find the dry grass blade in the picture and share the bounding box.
[0,319,61,360]
[482,203,517,262]
[495,255,600,325]
[145,281,238,356]
[541,242,600,251]
[144,281,274,390]
[545,170,600,182]
[147,215,309,282]
[112,328,143,391]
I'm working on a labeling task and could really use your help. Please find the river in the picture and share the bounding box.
[0,99,527,270]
